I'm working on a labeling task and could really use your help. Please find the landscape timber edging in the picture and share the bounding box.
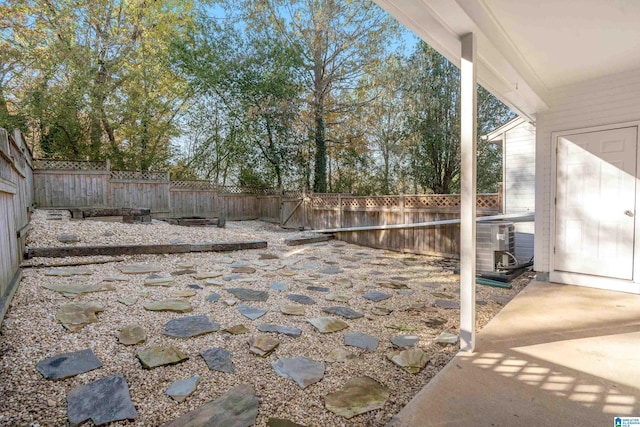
[25,241,267,259]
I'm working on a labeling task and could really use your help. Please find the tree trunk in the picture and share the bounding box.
[313,112,327,192]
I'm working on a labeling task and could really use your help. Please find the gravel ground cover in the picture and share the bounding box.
[0,210,532,426]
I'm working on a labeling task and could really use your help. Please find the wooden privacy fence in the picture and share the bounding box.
[0,129,33,320]
[32,160,502,257]
[32,160,279,220]
[301,193,502,257]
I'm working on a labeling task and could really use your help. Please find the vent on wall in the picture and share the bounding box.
[476,221,516,273]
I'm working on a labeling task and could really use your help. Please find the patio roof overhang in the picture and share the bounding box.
[374,0,640,121]
[373,0,640,351]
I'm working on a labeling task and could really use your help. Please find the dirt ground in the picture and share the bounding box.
[0,210,533,426]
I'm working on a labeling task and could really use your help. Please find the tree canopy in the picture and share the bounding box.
[1,0,514,193]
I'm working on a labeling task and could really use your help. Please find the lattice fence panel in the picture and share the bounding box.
[312,195,340,208]
[33,159,107,171]
[476,194,500,210]
[218,186,280,195]
[404,195,461,208]
[111,170,168,181]
[170,180,217,190]
[342,196,399,208]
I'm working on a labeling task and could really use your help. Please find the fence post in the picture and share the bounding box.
[338,193,343,229]
[302,187,307,230]
[105,159,111,171]
[399,193,405,252]
[279,186,284,226]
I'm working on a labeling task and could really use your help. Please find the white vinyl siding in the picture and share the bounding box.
[503,121,536,262]
[535,68,640,274]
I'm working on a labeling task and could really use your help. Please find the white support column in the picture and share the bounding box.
[460,33,477,352]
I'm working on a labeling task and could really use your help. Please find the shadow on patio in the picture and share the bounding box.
[387,281,640,426]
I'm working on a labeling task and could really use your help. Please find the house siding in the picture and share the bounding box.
[503,122,536,262]
[535,68,640,274]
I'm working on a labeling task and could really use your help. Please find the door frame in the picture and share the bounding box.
[550,120,640,294]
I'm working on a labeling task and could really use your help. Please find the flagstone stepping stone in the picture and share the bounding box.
[144,277,175,286]
[237,278,258,283]
[341,256,360,262]
[118,297,138,306]
[425,316,447,327]
[206,293,220,302]
[224,299,237,306]
[193,272,223,280]
[281,305,305,316]
[491,295,511,305]
[171,290,197,298]
[344,332,379,351]
[57,233,80,243]
[201,347,235,373]
[434,299,460,309]
[224,324,250,335]
[325,293,350,303]
[280,269,297,276]
[204,279,225,286]
[171,269,197,276]
[325,348,356,363]
[163,384,258,427]
[325,376,389,419]
[144,299,192,313]
[270,282,288,291]
[118,324,146,345]
[147,273,163,279]
[267,418,306,427]
[477,300,488,306]
[377,281,409,290]
[137,290,150,297]
[223,274,242,281]
[397,290,415,296]
[248,335,279,357]
[67,374,137,425]
[103,275,129,282]
[43,282,113,296]
[272,357,325,389]
[178,262,195,269]
[391,335,419,349]
[258,323,302,338]
[432,292,455,299]
[435,331,458,345]
[319,267,342,275]
[215,256,234,264]
[371,306,393,316]
[119,264,162,274]
[232,266,257,274]
[226,288,269,302]
[261,265,283,271]
[164,315,220,338]
[45,267,93,276]
[187,284,203,289]
[335,278,353,287]
[386,348,428,374]
[37,349,102,380]
[259,253,280,260]
[287,294,315,305]
[166,375,201,402]
[308,317,349,333]
[136,346,188,369]
[386,323,416,332]
[362,291,391,302]
[306,285,330,292]
[56,302,104,332]
[389,276,410,282]
[237,305,267,320]
[230,262,249,268]
[322,306,363,319]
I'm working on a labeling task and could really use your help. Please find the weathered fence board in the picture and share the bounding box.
[0,129,33,323]
[257,195,280,223]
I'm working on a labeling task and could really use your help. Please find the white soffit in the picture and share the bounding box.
[375,0,640,118]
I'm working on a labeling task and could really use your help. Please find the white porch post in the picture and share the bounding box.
[460,33,477,352]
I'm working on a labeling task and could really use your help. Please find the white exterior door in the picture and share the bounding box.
[554,126,638,280]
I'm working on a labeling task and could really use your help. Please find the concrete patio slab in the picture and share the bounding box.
[387,280,640,426]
